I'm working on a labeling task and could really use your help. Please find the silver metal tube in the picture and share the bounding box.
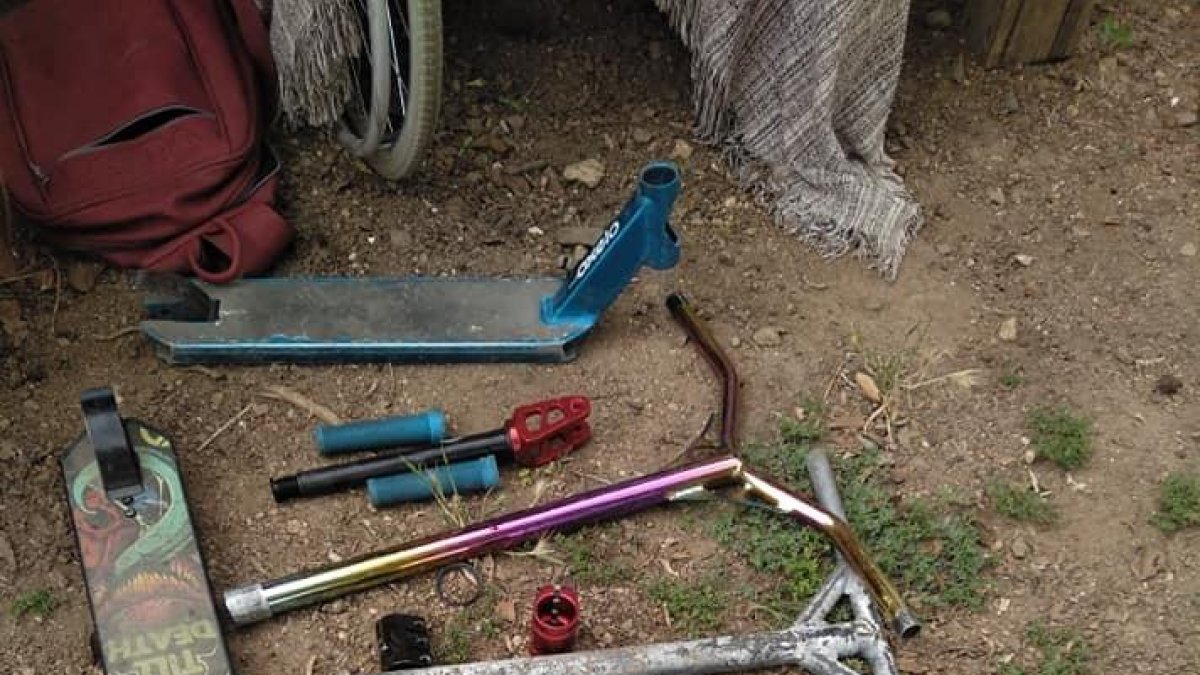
[380,625,880,675]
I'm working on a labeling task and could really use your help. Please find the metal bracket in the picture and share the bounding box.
[140,162,681,365]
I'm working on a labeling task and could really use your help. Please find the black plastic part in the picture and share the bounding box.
[139,274,220,322]
[80,388,142,501]
[377,614,433,671]
[272,429,511,502]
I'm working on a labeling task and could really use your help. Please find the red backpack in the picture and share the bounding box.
[0,0,292,282]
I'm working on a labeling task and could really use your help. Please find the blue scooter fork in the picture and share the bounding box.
[140,162,682,364]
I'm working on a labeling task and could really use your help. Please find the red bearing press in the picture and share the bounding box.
[530,584,580,655]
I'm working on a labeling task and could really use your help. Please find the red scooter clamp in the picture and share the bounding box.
[507,396,591,467]
[530,584,581,655]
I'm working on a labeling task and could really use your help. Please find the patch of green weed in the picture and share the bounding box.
[850,325,925,396]
[712,432,989,616]
[998,621,1091,675]
[1000,370,1023,389]
[1097,16,1133,49]
[554,526,629,585]
[988,481,1058,525]
[1151,472,1200,533]
[647,575,726,633]
[437,622,472,663]
[435,587,499,663]
[781,399,826,443]
[1027,407,1092,470]
[11,589,58,619]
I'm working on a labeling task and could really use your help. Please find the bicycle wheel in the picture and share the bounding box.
[339,0,443,180]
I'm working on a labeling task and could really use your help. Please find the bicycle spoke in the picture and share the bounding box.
[385,2,410,121]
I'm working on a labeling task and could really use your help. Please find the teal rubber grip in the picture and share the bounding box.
[314,409,446,456]
[367,455,500,507]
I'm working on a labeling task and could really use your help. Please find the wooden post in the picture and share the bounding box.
[967,0,1097,67]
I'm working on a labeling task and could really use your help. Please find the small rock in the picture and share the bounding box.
[285,519,305,535]
[950,53,967,84]
[987,187,1006,206]
[896,654,929,674]
[563,159,606,188]
[496,598,517,623]
[389,229,413,249]
[0,298,24,336]
[1180,242,1197,257]
[631,128,653,144]
[1132,547,1164,581]
[752,326,783,347]
[998,317,1018,342]
[556,226,602,247]
[670,140,694,161]
[1155,374,1183,396]
[999,90,1020,114]
[716,251,734,266]
[1013,254,1034,267]
[730,336,743,348]
[1175,111,1198,128]
[527,226,545,237]
[67,261,103,293]
[443,196,468,220]
[1010,537,1030,559]
[1070,226,1093,238]
[504,114,526,132]
[0,533,15,572]
[924,9,952,29]
[470,134,510,155]
[320,599,349,615]
[855,372,883,404]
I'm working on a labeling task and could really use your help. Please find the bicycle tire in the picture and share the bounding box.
[339,0,443,180]
[337,0,392,157]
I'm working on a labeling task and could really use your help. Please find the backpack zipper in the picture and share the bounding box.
[36,108,212,190]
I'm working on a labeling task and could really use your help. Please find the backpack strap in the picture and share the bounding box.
[187,200,291,283]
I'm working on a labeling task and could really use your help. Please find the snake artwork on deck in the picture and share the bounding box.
[64,419,233,675]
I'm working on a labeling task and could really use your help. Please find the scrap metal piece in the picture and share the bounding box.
[667,293,740,452]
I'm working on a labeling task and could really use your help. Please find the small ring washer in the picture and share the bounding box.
[435,562,484,606]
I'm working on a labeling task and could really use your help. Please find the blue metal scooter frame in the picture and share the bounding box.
[140,162,681,364]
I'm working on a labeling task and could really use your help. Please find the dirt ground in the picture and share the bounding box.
[2,1,1198,673]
